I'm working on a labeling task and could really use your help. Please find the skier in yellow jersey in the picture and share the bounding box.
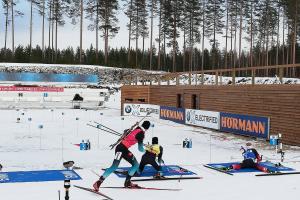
[138,137,164,178]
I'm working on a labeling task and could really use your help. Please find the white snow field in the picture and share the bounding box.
[0,91,300,200]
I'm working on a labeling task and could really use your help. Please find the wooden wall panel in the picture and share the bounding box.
[121,85,300,146]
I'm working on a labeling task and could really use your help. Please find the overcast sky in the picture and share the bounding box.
[0,1,261,53]
[0,1,163,51]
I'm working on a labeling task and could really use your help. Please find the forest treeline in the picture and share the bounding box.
[1,0,300,75]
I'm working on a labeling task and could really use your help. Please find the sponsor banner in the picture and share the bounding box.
[160,106,185,124]
[0,86,64,92]
[123,103,160,119]
[185,109,220,130]
[220,113,269,139]
[0,71,98,83]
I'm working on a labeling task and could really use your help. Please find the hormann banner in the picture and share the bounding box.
[123,103,160,119]
[160,106,185,124]
[0,86,64,92]
[220,112,270,139]
[185,109,220,130]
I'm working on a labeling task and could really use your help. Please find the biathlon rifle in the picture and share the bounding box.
[109,111,152,150]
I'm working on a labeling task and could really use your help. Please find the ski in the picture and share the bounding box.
[74,185,114,200]
[101,186,181,191]
[203,165,234,176]
[131,176,203,182]
[256,171,300,176]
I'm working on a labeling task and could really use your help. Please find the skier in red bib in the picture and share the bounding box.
[93,120,151,191]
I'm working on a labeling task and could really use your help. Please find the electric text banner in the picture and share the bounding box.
[220,112,270,139]
[185,109,220,130]
[123,103,160,119]
[160,106,185,124]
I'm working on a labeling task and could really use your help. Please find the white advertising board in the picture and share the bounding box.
[123,103,160,119]
[185,109,220,130]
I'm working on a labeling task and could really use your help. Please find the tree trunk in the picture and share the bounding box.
[80,0,83,63]
[183,28,186,72]
[55,18,58,63]
[225,0,229,69]
[30,0,33,57]
[4,5,8,54]
[48,1,52,62]
[276,6,280,68]
[292,1,298,77]
[163,33,166,71]
[149,0,154,70]
[173,13,177,72]
[104,6,108,65]
[11,0,15,56]
[201,1,205,73]
[96,2,99,64]
[158,2,162,70]
[282,15,285,66]
[293,1,297,65]
[142,36,145,69]
[128,0,133,66]
[105,29,109,65]
[234,5,237,69]
[230,12,233,69]
[250,2,253,67]
[51,0,54,63]
[189,11,193,72]
[42,0,45,59]
[212,1,217,69]
[238,1,243,68]
[135,3,139,68]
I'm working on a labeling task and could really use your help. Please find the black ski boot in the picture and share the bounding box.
[124,175,139,188]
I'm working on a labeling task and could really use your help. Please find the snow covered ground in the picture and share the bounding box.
[0,91,300,200]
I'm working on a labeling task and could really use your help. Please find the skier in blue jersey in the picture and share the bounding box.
[223,143,274,173]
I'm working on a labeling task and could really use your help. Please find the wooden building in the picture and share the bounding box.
[121,85,300,146]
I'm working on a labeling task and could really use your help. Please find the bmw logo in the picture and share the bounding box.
[125,105,132,113]
[186,111,191,121]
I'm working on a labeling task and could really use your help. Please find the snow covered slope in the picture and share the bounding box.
[0,92,300,200]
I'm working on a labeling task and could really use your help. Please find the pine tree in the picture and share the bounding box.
[184,0,202,71]
[164,0,183,72]
[205,0,225,69]
[66,0,86,64]
[98,0,119,65]
[85,0,100,64]
[256,0,278,68]
[52,0,66,63]
[27,0,41,58]
[131,0,148,68]
[148,0,157,70]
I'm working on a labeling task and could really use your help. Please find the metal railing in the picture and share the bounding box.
[123,64,300,86]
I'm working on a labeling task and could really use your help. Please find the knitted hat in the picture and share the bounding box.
[141,120,151,130]
[152,137,158,144]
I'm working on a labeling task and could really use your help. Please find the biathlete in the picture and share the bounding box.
[223,143,274,173]
[138,137,164,178]
[93,120,151,191]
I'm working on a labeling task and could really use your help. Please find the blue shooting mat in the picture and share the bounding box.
[113,165,197,178]
[0,170,81,183]
[207,161,295,173]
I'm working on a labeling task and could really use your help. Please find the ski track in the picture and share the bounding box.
[0,92,300,200]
